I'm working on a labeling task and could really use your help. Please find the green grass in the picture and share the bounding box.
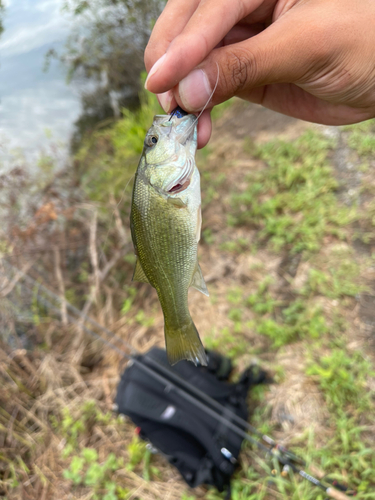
[230,130,355,253]
[344,119,375,157]
[198,119,375,499]
[306,349,374,412]
[75,90,161,204]
[63,449,128,500]
[3,94,375,500]
[205,326,250,359]
[51,401,156,499]
[254,302,327,348]
[57,115,375,499]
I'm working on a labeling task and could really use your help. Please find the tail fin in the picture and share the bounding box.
[165,319,207,366]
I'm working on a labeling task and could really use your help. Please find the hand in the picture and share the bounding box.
[144,0,375,148]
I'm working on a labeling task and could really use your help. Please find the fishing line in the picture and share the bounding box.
[2,263,353,500]
[101,62,218,263]
[180,62,220,142]
[99,64,220,263]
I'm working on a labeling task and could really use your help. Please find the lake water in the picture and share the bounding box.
[0,0,81,165]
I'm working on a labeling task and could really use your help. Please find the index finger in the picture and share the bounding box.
[144,0,200,72]
[145,0,265,94]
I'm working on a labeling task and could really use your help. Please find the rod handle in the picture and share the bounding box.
[326,487,352,500]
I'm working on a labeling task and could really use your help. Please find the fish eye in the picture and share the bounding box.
[146,135,158,147]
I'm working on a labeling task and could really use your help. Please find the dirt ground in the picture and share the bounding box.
[1,100,375,499]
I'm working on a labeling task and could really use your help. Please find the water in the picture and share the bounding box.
[0,0,81,165]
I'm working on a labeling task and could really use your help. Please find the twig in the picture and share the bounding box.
[72,245,126,354]
[100,248,127,280]
[0,260,35,297]
[53,246,67,325]
[110,193,128,246]
[104,285,114,327]
[89,209,101,309]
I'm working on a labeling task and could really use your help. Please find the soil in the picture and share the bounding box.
[2,99,375,500]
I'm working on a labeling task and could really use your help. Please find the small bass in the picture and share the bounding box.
[130,108,208,366]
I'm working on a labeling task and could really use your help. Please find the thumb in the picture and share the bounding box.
[176,14,322,111]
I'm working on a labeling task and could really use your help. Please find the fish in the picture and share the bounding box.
[130,107,208,366]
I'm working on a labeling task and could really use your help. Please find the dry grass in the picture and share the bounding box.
[1,101,375,499]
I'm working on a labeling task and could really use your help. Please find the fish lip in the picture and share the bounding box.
[153,114,196,144]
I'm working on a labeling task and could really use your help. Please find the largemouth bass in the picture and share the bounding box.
[130,108,208,366]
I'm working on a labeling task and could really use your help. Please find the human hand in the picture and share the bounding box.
[144,0,375,148]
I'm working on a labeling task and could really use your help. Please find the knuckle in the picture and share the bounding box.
[225,48,255,93]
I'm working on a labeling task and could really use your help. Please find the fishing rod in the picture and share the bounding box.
[3,264,354,499]
[17,283,352,500]
[4,267,303,462]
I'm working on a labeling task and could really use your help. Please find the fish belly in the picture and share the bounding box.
[131,178,207,365]
[132,180,196,313]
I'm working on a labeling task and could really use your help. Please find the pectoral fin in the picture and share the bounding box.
[190,262,209,296]
[132,259,149,283]
[167,196,187,208]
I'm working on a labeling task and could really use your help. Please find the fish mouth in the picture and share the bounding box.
[154,113,196,144]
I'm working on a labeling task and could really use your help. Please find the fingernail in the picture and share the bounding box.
[157,90,173,113]
[179,69,211,111]
[145,53,167,90]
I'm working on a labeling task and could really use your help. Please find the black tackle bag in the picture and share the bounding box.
[115,348,266,495]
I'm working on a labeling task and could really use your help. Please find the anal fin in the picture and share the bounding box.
[132,259,150,283]
[190,262,209,296]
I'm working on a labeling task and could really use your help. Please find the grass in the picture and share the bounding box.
[230,130,355,253]
[2,98,375,500]
[196,116,375,498]
[75,90,161,204]
[344,119,375,157]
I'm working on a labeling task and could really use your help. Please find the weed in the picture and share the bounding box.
[246,278,277,315]
[344,119,375,157]
[50,400,115,455]
[135,309,155,327]
[201,171,227,206]
[252,301,327,348]
[202,228,215,245]
[75,90,161,203]
[205,326,250,359]
[303,248,365,299]
[121,285,137,314]
[210,98,235,121]
[227,287,244,305]
[220,237,253,254]
[244,274,327,347]
[228,308,243,322]
[306,350,375,411]
[63,448,127,500]
[126,435,148,471]
[232,130,354,252]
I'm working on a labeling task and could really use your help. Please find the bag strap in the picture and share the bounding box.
[123,374,236,478]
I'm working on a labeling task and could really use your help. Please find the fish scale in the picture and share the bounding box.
[132,179,195,321]
[130,112,208,366]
